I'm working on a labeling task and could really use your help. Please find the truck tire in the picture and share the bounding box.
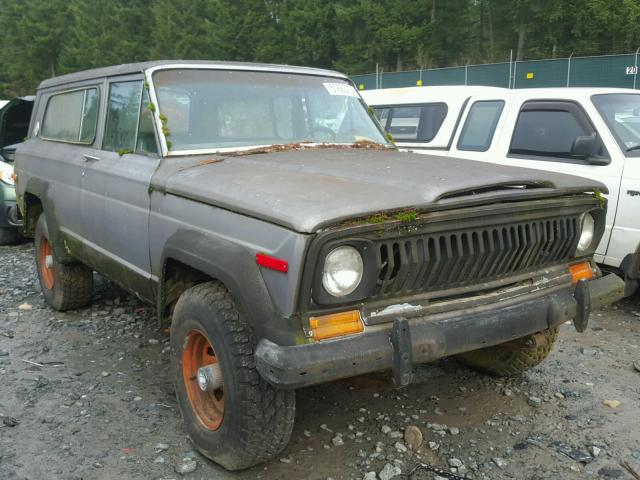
[0,227,20,245]
[171,281,296,470]
[455,327,559,377]
[34,213,93,311]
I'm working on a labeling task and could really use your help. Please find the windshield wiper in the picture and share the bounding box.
[626,145,640,152]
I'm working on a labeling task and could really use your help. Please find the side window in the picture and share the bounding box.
[377,104,447,142]
[457,100,504,152]
[41,88,99,143]
[135,89,159,155]
[103,81,143,153]
[510,104,590,159]
[374,108,390,123]
[388,106,421,140]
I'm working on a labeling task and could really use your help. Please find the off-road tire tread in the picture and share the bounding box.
[456,327,559,377]
[35,214,93,311]
[173,282,295,470]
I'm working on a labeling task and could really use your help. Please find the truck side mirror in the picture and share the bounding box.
[571,135,597,159]
[571,135,609,165]
[0,146,16,163]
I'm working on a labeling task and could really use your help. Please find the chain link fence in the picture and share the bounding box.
[352,52,640,90]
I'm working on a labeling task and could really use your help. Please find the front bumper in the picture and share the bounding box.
[0,199,22,228]
[255,274,625,389]
[1,181,21,228]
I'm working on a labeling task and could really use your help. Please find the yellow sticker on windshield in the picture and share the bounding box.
[323,83,359,97]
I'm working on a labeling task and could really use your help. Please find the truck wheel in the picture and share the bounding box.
[455,327,559,377]
[171,282,296,470]
[0,227,20,245]
[34,213,93,311]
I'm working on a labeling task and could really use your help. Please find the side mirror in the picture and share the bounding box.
[571,135,610,165]
[0,147,16,163]
[571,135,597,159]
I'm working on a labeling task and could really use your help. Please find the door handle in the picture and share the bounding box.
[83,154,101,162]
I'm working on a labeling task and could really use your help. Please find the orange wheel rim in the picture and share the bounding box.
[182,330,224,430]
[39,238,55,290]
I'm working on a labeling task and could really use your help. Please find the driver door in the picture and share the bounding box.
[80,76,161,301]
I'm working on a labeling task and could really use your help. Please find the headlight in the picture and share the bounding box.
[0,161,14,186]
[322,246,364,297]
[575,213,595,256]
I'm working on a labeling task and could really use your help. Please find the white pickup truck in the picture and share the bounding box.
[362,86,640,296]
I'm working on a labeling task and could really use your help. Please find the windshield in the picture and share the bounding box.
[151,69,389,153]
[592,93,640,157]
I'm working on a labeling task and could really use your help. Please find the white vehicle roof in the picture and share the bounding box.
[0,100,9,110]
[361,85,639,106]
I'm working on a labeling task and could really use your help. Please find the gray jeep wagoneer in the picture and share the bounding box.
[15,61,624,470]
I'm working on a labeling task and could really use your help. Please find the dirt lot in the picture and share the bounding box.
[1,241,639,480]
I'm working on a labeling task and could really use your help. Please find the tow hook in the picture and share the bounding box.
[196,364,223,392]
[573,279,591,333]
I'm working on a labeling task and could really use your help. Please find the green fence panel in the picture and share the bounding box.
[379,70,421,88]
[351,73,377,91]
[352,53,640,91]
[569,54,637,88]
[421,67,466,86]
[467,63,510,87]
[514,59,569,88]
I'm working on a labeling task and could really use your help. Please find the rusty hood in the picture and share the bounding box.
[153,148,606,233]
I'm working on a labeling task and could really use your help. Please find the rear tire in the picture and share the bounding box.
[171,281,296,470]
[0,227,20,245]
[456,327,559,377]
[34,213,93,311]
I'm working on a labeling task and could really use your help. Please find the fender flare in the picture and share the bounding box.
[158,229,303,345]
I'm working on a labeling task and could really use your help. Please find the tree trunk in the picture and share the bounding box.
[516,20,526,61]
[487,1,494,61]
[431,0,436,23]
[396,53,403,71]
[479,0,484,58]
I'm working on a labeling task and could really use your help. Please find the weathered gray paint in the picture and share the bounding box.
[162,149,607,233]
[15,61,610,349]
[38,60,348,91]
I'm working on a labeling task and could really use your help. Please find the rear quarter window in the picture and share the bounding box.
[457,100,505,152]
[41,88,99,143]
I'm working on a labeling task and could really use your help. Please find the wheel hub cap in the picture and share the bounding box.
[197,364,223,392]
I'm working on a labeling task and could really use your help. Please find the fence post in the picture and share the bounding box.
[465,63,468,85]
[513,61,518,89]
[635,47,639,90]
[566,52,573,87]
[508,49,513,88]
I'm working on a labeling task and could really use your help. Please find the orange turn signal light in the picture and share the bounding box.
[569,261,595,285]
[310,310,363,341]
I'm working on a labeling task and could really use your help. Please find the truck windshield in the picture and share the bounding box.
[592,93,640,157]
[151,69,389,153]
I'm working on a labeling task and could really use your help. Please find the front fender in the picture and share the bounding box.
[159,229,306,346]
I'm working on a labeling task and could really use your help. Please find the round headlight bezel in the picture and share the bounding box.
[321,245,364,298]
[575,213,595,256]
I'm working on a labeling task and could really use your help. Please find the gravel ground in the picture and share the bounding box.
[1,241,639,480]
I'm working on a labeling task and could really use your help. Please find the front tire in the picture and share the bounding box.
[171,282,296,470]
[456,327,559,377]
[34,213,93,310]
